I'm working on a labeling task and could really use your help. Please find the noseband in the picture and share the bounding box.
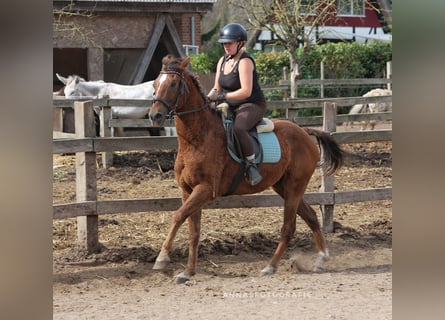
[152,69,209,118]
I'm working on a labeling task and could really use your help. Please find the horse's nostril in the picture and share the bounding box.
[154,112,163,121]
[149,112,165,125]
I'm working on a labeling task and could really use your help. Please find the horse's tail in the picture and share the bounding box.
[304,128,344,176]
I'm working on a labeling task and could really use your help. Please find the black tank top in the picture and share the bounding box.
[218,52,265,107]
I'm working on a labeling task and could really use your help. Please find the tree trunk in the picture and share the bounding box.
[288,51,299,98]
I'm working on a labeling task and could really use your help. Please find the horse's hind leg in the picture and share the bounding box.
[297,199,329,271]
[261,196,299,276]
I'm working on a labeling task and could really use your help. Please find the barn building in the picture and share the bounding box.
[53,0,216,90]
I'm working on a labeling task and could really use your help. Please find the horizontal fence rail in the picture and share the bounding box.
[277,78,391,87]
[53,128,392,155]
[53,95,392,109]
[267,95,392,109]
[53,188,392,220]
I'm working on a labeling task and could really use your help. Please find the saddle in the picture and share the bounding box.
[216,103,280,195]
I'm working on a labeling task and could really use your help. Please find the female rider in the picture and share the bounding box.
[207,23,266,186]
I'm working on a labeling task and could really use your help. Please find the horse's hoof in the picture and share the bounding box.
[175,272,191,284]
[290,259,307,272]
[260,265,276,276]
[152,259,170,270]
[313,251,329,272]
[312,265,325,273]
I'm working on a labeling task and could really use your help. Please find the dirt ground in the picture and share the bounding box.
[53,123,392,320]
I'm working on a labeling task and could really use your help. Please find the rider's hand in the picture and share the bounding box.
[216,93,226,101]
[207,88,219,101]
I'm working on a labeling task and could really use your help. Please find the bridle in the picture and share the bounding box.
[152,69,209,119]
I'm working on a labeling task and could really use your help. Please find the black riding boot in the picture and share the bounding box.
[245,159,262,186]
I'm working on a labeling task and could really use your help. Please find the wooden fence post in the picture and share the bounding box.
[320,102,337,232]
[74,101,100,253]
[53,107,63,132]
[63,107,75,133]
[100,105,113,168]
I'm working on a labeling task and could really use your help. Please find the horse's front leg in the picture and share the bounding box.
[152,220,178,271]
[175,211,202,284]
[153,185,212,281]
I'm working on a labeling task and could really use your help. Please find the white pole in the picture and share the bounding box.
[386,61,392,90]
[320,60,325,98]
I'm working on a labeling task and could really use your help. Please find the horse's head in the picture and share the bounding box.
[58,74,86,97]
[149,55,191,126]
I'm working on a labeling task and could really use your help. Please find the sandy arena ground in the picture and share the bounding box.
[53,123,392,319]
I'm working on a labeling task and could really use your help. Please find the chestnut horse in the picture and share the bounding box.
[149,55,343,283]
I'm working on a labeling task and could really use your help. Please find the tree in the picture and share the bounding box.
[53,1,99,48]
[228,0,379,97]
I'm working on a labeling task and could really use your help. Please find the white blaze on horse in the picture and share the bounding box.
[347,88,392,130]
[56,73,176,136]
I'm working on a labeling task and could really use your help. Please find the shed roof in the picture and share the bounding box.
[54,0,216,12]
[56,0,216,2]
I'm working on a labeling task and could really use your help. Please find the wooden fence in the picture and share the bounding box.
[267,60,392,98]
[53,96,392,253]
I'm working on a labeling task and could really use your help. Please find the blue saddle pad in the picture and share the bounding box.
[257,131,281,163]
[228,131,281,164]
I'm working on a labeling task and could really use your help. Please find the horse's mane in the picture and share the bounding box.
[162,55,208,103]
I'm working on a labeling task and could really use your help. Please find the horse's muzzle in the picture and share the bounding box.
[148,111,164,126]
[150,97,172,125]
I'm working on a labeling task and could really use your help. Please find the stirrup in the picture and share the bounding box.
[245,161,262,186]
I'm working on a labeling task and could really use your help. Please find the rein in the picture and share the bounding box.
[153,70,209,119]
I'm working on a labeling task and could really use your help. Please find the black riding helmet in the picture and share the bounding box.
[218,23,247,43]
[218,23,247,59]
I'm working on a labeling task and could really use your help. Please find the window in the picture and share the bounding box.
[285,0,316,15]
[183,45,199,55]
[301,0,316,15]
[337,0,365,16]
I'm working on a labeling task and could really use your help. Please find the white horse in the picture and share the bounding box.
[56,74,176,136]
[347,88,392,130]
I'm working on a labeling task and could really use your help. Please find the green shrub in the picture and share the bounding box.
[253,51,289,85]
[296,41,392,98]
[189,53,214,74]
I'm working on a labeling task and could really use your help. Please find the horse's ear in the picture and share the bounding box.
[56,73,68,85]
[162,54,175,66]
[181,56,191,68]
